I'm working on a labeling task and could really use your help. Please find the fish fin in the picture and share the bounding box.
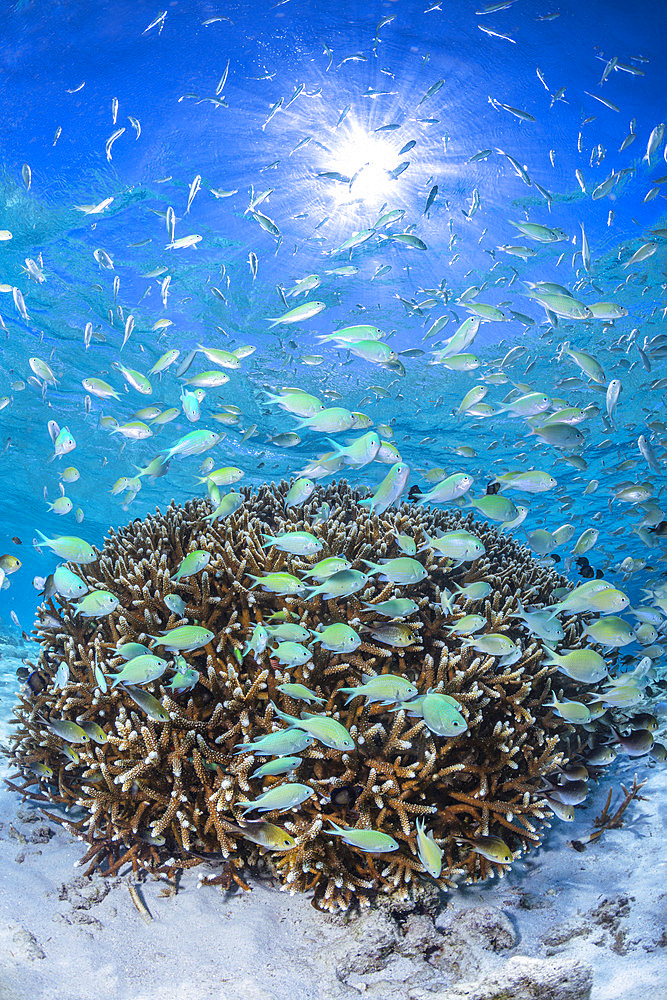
[269,701,293,723]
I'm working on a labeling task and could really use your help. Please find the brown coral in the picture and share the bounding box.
[7,480,602,912]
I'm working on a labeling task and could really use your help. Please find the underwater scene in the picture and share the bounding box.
[0,1,665,998]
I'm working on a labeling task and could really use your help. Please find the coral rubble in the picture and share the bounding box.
[7,481,611,912]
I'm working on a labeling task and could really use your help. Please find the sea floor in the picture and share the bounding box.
[0,634,664,1000]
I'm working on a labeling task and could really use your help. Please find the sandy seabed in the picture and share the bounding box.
[0,635,664,1000]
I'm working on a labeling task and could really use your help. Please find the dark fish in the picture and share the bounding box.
[27,670,48,694]
[424,184,438,214]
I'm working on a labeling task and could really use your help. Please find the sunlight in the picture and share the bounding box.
[326,121,403,206]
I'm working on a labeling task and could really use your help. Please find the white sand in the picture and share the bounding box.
[1,636,664,1000]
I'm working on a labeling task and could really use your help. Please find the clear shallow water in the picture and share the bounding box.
[0,0,665,635]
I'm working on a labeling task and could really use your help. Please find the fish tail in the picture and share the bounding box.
[325,436,345,455]
[34,529,50,548]
[269,700,294,724]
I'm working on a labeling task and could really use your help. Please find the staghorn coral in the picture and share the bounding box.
[7,480,610,912]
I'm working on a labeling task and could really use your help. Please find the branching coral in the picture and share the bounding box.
[7,481,611,912]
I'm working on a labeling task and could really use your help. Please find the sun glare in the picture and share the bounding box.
[326,121,403,206]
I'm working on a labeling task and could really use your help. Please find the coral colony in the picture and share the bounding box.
[7,482,657,913]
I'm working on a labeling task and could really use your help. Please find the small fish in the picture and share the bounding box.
[272,642,312,667]
[421,692,468,737]
[362,598,419,618]
[29,762,54,778]
[547,696,591,724]
[240,782,315,814]
[271,704,355,751]
[583,616,637,647]
[164,593,186,616]
[357,462,409,516]
[302,557,352,581]
[305,569,369,601]
[453,582,493,602]
[276,684,324,705]
[72,590,119,617]
[110,654,169,688]
[168,665,199,693]
[311,622,361,653]
[233,729,315,757]
[34,531,96,564]
[124,686,170,722]
[261,531,323,556]
[463,633,519,657]
[82,377,120,400]
[223,820,295,851]
[326,822,398,853]
[339,674,417,707]
[421,530,485,563]
[39,716,90,744]
[545,796,575,822]
[172,550,211,582]
[416,817,443,877]
[204,492,244,522]
[248,572,307,596]
[543,647,607,684]
[285,478,316,509]
[268,625,312,646]
[105,127,125,161]
[363,556,427,586]
[116,642,153,660]
[459,835,513,864]
[186,174,201,214]
[416,473,474,505]
[446,615,486,636]
[53,661,69,689]
[417,79,444,106]
[78,721,108,744]
[143,10,167,34]
[147,625,215,652]
[547,780,588,806]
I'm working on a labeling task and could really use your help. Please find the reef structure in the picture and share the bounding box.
[8,481,612,912]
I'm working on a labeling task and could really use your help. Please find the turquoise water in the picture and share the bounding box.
[0,8,666,994]
[0,2,665,640]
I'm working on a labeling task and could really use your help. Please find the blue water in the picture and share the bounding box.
[0,0,665,628]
